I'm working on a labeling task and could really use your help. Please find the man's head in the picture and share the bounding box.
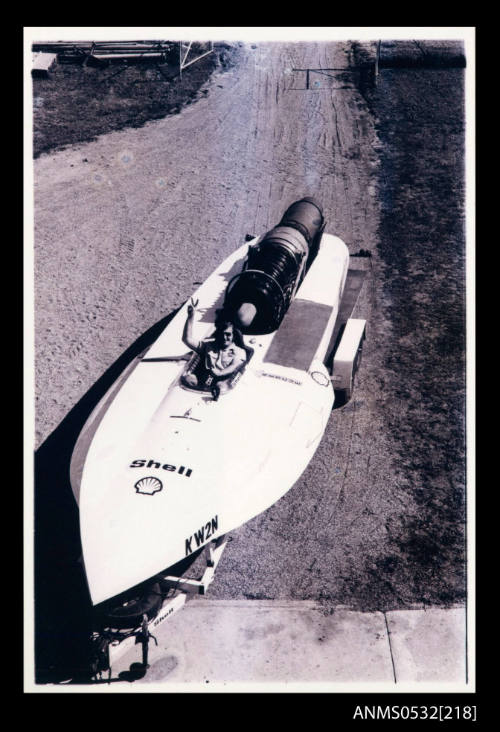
[214,309,245,348]
[216,320,234,348]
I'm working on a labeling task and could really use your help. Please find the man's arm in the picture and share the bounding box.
[182,300,202,354]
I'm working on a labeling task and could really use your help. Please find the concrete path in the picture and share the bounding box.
[100,600,468,692]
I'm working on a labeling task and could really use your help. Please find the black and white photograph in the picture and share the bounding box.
[25,26,474,696]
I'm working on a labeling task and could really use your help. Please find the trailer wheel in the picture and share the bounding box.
[100,582,163,629]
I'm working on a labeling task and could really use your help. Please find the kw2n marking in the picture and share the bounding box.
[185,516,218,556]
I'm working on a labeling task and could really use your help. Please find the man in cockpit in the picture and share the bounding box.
[182,301,247,399]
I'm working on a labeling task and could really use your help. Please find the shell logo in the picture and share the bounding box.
[135,476,163,495]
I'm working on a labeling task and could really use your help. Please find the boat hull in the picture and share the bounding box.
[70,233,349,605]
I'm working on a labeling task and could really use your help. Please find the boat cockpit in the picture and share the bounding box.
[180,337,254,397]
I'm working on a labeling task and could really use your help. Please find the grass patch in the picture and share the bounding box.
[32,43,237,158]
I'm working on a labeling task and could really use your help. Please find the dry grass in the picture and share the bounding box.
[32,44,236,158]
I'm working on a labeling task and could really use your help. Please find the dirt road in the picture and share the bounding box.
[34,40,465,634]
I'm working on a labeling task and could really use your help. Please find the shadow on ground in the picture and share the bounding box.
[34,309,181,684]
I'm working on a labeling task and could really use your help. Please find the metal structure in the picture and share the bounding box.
[32,40,215,78]
[289,67,361,91]
[179,41,214,79]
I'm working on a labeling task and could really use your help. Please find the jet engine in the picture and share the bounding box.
[224,197,326,333]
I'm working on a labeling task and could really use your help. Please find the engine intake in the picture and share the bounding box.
[225,198,325,334]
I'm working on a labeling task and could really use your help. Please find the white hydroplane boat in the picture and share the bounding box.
[69,198,366,677]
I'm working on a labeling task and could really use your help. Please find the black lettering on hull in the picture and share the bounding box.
[185,515,218,556]
[194,527,205,547]
[130,458,193,477]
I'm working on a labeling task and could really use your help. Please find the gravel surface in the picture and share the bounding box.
[33,40,466,679]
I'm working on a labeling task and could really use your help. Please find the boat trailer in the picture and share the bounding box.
[90,535,228,681]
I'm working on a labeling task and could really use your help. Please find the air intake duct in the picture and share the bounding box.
[225,198,325,333]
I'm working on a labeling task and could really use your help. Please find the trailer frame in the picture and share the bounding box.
[91,534,228,680]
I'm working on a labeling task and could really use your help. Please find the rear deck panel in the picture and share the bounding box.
[263,300,333,371]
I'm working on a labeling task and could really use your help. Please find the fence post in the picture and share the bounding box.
[374,40,381,86]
